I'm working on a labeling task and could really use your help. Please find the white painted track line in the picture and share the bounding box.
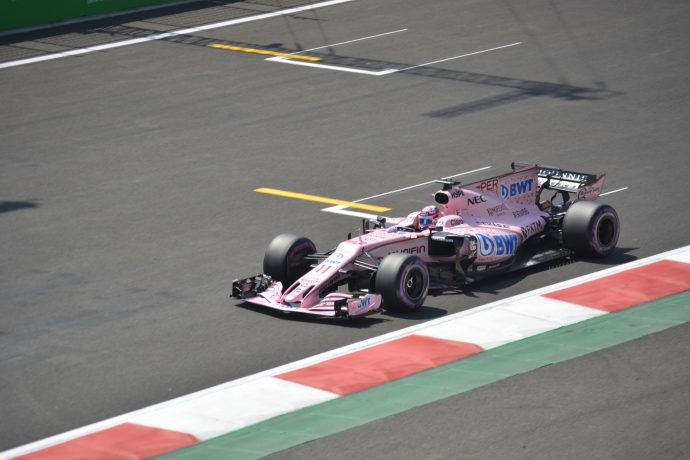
[392,42,522,72]
[268,43,522,76]
[0,0,356,70]
[266,56,398,75]
[292,29,408,54]
[600,187,628,196]
[351,166,493,203]
[321,166,491,216]
[320,207,379,219]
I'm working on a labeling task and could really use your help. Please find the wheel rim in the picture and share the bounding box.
[404,268,425,301]
[597,216,616,246]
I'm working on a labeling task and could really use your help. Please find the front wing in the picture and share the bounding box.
[232,275,381,318]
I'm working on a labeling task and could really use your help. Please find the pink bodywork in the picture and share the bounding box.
[243,165,605,317]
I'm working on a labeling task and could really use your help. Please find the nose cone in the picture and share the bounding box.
[284,281,314,304]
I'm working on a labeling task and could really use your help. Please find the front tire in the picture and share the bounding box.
[562,201,619,258]
[263,234,316,288]
[375,254,429,313]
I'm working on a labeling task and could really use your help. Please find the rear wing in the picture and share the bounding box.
[511,162,598,192]
[511,162,605,203]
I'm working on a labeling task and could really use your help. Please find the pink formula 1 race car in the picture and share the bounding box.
[232,163,620,318]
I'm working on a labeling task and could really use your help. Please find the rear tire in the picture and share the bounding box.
[263,234,316,288]
[562,201,619,258]
[375,254,429,313]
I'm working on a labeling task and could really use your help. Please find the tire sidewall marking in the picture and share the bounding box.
[591,208,619,255]
[398,259,429,308]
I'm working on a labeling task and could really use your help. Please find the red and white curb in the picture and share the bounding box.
[4,246,690,459]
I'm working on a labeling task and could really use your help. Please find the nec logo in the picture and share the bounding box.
[500,178,534,199]
[467,195,487,206]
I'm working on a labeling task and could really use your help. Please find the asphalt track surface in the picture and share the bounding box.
[1,0,689,457]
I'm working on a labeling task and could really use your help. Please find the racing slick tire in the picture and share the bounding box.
[263,234,316,288]
[375,254,429,313]
[562,201,619,258]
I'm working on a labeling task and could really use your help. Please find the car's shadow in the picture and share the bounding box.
[430,246,639,298]
[378,306,448,321]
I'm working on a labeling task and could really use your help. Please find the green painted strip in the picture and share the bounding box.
[156,291,690,460]
[0,0,84,32]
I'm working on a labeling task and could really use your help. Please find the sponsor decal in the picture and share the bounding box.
[290,282,309,295]
[336,252,344,259]
[438,218,463,226]
[390,246,426,254]
[300,277,320,284]
[432,236,453,242]
[577,185,601,201]
[468,238,478,259]
[488,263,500,269]
[450,188,465,199]
[291,242,315,256]
[476,178,499,193]
[538,169,592,183]
[358,297,372,309]
[487,204,508,217]
[499,178,534,200]
[521,221,543,239]
[476,233,519,257]
[476,265,486,271]
[467,195,487,206]
[556,181,580,191]
[363,232,391,241]
[319,274,341,293]
[513,208,530,218]
[323,258,341,265]
[476,221,509,228]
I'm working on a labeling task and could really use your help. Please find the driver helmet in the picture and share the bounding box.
[419,205,443,229]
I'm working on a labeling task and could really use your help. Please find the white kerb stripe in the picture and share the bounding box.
[665,251,690,265]
[416,297,602,350]
[130,377,337,441]
[499,296,607,326]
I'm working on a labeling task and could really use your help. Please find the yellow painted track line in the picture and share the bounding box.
[254,188,391,212]
[208,44,322,62]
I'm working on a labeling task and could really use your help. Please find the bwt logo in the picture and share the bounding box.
[358,297,371,309]
[500,178,534,200]
[476,233,519,257]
